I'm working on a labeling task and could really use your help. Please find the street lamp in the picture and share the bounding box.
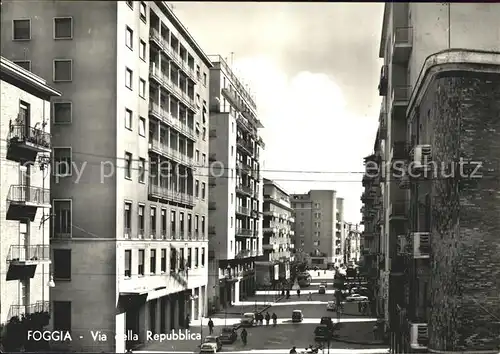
[47,274,55,288]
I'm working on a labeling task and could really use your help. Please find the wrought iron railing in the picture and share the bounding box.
[8,301,50,320]
[8,124,51,150]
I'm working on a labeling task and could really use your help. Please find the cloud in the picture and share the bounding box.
[234,57,378,222]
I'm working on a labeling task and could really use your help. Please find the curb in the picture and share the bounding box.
[332,336,385,346]
[233,296,285,330]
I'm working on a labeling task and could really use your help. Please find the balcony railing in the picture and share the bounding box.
[149,138,195,167]
[7,185,50,205]
[236,138,254,155]
[236,184,253,195]
[8,300,50,320]
[7,244,50,264]
[7,124,51,151]
[392,27,413,63]
[235,249,251,259]
[392,86,411,103]
[148,183,194,206]
[149,101,196,139]
[236,206,249,215]
[222,88,245,112]
[236,228,253,236]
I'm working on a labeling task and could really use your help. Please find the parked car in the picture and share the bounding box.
[318,285,326,294]
[292,310,304,323]
[314,325,330,341]
[345,294,368,302]
[200,336,222,353]
[219,327,237,344]
[240,312,255,327]
[326,301,336,311]
[320,316,335,332]
[320,281,327,288]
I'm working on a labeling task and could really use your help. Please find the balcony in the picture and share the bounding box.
[8,301,50,321]
[263,227,277,234]
[391,85,411,119]
[236,138,254,155]
[6,185,51,221]
[6,245,51,281]
[236,205,250,216]
[236,228,253,237]
[148,101,196,140]
[221,88,245,112]
[148,183,194,207]
[263,210,278,217]
[409,232,431,259]
[361,190,377,202]
[236,161,252,174]
[251,210,259,218]
[236,184,253,196]
[378,65,388,96]
[6,124,51,163]
[235,249,251,259]
[149,139,195,168]
[251,169,259,180]
[392,27,413,64]
[389,202,408,221]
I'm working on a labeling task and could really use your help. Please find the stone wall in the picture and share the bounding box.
[423,71,500,351]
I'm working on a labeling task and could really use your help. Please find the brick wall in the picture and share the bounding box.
[423,71,500,351]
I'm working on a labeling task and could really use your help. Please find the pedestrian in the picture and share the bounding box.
[290,346,297,354]
[241,328,248,345]
[286,289,290,299]
[373,323,379,340]
[208,318,214,334]
[358,302,362,313]
[297,289,301,298]
[271,312,277,326]
[185,314,190,330]
[265,312,270,326]
[308,292,312,301]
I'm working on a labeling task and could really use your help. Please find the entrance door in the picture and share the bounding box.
[149,300,157,334]
[125,309,139,350]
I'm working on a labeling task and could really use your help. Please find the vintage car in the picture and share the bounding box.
[318,285,326,294]
[314,325,330,341]
[200,336,222,353]
[219,327,237,344]
[240,312,255,327]
[326,301,336,311]
[345,294,368,302]
[292,309,304,323]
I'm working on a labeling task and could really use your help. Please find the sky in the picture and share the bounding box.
[171,2,384,224]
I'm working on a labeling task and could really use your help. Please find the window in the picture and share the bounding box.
[139,158,146,183]
[187,248,192,268]
[124,250,131,277]
[139,40,146,61]
[53,249,71,280]
[53,200,71,238]
[170,249,177,272]
[201,248,205,266]
[138,249,145,275]
[187,214,192,234]
[179,212,185,236]
[125,152,132,179]
[126,0,133,8]
[196,65,200,79]
[231,146,234,157]
[53,102,72,124]
[125,67,133,89]
[314,203,321,208]
[195,180,199,198]
[13,19,31,40]
[202,127,206,140]
[150,249,156,273]
[195,248,199,267]
[139,117,146,136]
[179,249,185,270]
[202,153,206,166]
[203,72,207,86]
[230,217,233,228]
[138,205,145,236]
[195,150,200,162]
[171,210,176,235]
[315,212,321,219]
[150,206,156,236]
[125,108,132,130]
[53,148,72,176]
[160,249,167,272]
[201,182,206,199]
[195,215,199,234]
[13,60,31,71]
[231,193,234,204]
[53,59,72,82]
[124,202,132,236]
[161,209,167,238]
[125,26,133,49]
[54,17,73,39]
[53,301,71,331]
[201,216,205,235]
[139,2,147,22]
[139,78,146,98]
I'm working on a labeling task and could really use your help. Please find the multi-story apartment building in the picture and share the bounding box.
[377,3,500,353]
[291,190,344,268]
[0,57,60,330]
[343,222,361,265]
[206,55,264,310]
[255,178,295,287]
[1,2,212,352]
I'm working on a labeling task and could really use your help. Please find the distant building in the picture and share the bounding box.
[1,57,60,325]
[255,178,295,287]
[291,190,344,268]
[343,222,361,265]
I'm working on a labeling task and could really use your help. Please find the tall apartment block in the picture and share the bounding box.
[255,178,295,287]
[343,222,361,265]
[207,56,264,310]
[0,57,60,330]
[1,2,212,352]
[291,190,344,268]
[376,3,500,353]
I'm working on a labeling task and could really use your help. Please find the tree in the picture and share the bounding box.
[0,312,50,352]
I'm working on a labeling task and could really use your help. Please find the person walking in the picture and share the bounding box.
[271,312,278,327]
[241,328,248,345]
[297,289,301,298]
[208,318,214,335]
[185,314,190,330]
[265,312,270,326]
[308,291,312,301]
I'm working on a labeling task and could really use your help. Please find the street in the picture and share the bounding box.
[138,275,387,354]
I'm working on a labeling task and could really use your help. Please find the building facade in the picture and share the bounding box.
[0,57,60,328]
[343,222,361,265]
[206,55,264,310]
[376,3,500,353]
[291,190,344,268]
[1,2,212,352]
[255,178,295,287]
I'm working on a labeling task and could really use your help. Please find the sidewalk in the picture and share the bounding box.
[332,321,385,346]
[198,295,285,320]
